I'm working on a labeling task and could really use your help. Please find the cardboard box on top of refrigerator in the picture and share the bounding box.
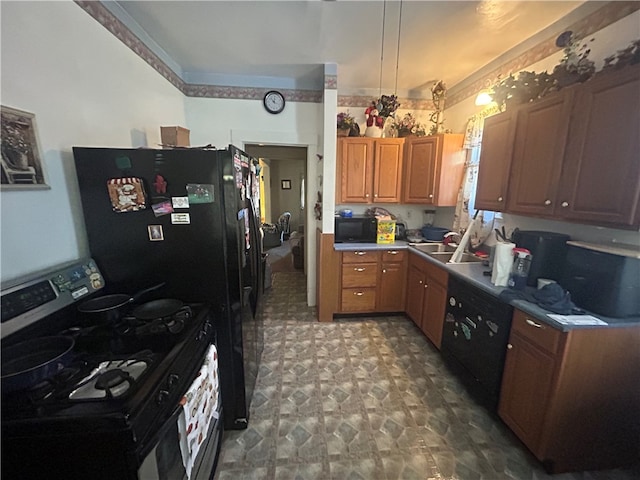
[160,126,190,147]
[376,218,396,244]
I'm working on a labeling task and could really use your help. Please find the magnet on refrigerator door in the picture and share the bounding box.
[107,177,147,212]
[172,197,189,209]
[186,184,214,204]
[171,213,191,224]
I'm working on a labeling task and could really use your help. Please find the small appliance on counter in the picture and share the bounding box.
[334,215,377,243]
[394,222,406,240]
[508,248,532,290]
[512,230,570,287]
[560,241,640,318]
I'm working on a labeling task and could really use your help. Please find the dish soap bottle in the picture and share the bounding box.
[508,248,532,290]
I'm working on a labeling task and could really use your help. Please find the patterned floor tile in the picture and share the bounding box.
[214,271,640,480]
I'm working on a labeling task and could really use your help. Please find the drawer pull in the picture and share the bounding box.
[525,319,544,329]
[387,250,398,255]
[355,251,366,256]
[354,267,366,272]
[354,292,364,296]
[382,269,386,273]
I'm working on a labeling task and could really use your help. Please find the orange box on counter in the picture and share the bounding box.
[376,219,396,244]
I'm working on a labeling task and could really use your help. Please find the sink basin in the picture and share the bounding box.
[410,243,456,254]
[427,252,484,264]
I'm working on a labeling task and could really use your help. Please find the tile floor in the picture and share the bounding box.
[214,271,639,480]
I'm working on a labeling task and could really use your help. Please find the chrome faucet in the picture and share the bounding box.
[443,231,461,246]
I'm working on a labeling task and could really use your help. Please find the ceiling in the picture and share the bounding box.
[112,0,588,98]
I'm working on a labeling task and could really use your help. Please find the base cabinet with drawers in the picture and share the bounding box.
[405,252,448,348]
[498,308,640,473]
[339,249,407,313]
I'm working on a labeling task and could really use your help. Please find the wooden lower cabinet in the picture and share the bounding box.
[378,249,407,312]
[338,249,406,313]
[499,309,640,473]
[405,253,448,349]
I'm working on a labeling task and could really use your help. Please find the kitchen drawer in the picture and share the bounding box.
[341,288,376,311]
[342,250,380,264]
[381,249,406,263]
[341,263,377,288]
[512,309,563,354]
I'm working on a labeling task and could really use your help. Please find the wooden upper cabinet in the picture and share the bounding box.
[506,89,575,216]
[557,65,640,226]
[402,136,438,203]
[475,110,516,211]
[338,138,374,203]
[402,134,465,206]
[337,138,403,204]
[373,139,404,203]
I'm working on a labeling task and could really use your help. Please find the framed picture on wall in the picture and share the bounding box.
[1,105,49,190]
[281,179,291,190]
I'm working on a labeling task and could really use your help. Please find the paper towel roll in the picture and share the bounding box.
[491,242,515,286]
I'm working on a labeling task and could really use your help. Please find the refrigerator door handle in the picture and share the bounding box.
[242,286,252,307]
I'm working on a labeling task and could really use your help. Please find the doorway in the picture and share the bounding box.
[245,144,307,277]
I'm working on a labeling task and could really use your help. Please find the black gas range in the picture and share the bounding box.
[1,259,222,480]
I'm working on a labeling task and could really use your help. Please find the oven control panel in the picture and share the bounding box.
[1,258,104,339]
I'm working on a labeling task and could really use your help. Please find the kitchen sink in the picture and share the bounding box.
[410,243,456,254]
[409,243,484,264]
[427,252,484,264]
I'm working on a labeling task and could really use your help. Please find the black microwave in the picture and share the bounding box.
[335,215,377,243]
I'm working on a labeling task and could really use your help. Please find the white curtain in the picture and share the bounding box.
[453,105,500,248]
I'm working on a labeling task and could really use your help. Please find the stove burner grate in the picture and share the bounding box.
[69,357,150,401]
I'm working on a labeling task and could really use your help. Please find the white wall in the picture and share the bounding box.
[0,1,187,282]
[185,97,322,304]
[439,11,640,247]
[269,159,306,232]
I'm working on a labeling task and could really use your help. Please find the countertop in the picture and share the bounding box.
[334,241,640,332]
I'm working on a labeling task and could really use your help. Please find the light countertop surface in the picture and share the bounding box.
[334,241,640,331]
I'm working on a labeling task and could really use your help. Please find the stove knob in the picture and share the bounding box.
[156,390,169,405]
[168,374,180,390]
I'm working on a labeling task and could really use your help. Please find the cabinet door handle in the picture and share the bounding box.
[354,267,366,272]
[365,193,370,198]
[428,194,434,198]
[382,269,386,273]
[374,194,378,198]
[561,201,569,207]
[544,199,552,206]
[497,196,503,202]
[419,280,423,284]
[525,319,544,329]
[354,292,364,296]
[507,343,513,350]
[424,284,428,289]
[355,251,366,256]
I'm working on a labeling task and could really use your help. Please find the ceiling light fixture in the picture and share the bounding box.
[475,89,493,106]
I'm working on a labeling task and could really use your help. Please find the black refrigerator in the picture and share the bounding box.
[73,145,264,430]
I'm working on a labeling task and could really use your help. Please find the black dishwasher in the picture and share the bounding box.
[441,276,514,410]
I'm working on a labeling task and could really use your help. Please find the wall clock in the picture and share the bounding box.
[263,90,285,114]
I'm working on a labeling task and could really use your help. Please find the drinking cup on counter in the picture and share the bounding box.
[537,278,556,289]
